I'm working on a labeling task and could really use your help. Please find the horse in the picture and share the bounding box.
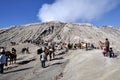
[44,47,50,61]
[49,47,55,61]
[10,42,16,46]
[5,50,17,65]
[68,43,73,49]
[98,41,105,49]
[43,46,55,61]
[61,43,68,52]
[23,40,32,43]
[37,47,43,55]
[76,43,81,49]
[76,42,88,50]
[21,47,30,54]
[61,43,68,49]
[81,42,87,48]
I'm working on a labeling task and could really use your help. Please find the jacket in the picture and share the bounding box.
[0,54,6,64]
[40,52,46,61]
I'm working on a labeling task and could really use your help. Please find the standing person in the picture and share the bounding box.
[105,38,110,52]
[105,38,110,56]
[0,49,6,74]
[86,43,88,51]
[109,47,114,58]
[11,48,17,63]
[12,48,16,54]
[49,47,53,61]
[102,48,107,57]
[51,26,54,33]
[40,51,46,68]
[51,42,55,59]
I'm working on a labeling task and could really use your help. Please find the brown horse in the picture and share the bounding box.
[61,43,68,49]
[75,42,88,50]
[98,41,105,49]
[44,47,50,61]
[61,43,68,52]
[76,43,81,49]
[80,42,88,50]
[44,47,55,61]
[5,50,17,65]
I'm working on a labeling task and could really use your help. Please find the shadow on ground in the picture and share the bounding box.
[17,58,36,65]
[52,57,64,61]
[4,67,33,74]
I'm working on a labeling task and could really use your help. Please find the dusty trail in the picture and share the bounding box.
[60,49,120,80]
[0,47,68,80]
[0,49,120,80]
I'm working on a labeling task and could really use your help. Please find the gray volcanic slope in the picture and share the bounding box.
[0,21,120,80]
[0,21,120,51]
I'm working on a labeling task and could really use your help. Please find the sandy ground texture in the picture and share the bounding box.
[0,43,68,80]
[0,48,120,80]
[59,49,120,80]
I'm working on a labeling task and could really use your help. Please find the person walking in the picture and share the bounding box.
[40,51,46,68]
[105,38,110,56]
[0,49,6,74]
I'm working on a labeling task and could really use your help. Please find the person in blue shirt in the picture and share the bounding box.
[0,49,6,74]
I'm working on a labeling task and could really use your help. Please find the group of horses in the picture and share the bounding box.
[1,46,30,67]
[37,42,90,61]
[4,40,104,66]
[60,42,88,50]
[67,42,89,50]
[67,41,109,50]
[0,47,17,66]
[37,46,55,61]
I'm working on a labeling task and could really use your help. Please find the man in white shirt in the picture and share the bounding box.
[40,52,46,68]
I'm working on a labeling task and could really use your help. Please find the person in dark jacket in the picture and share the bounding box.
[105,38,110,52]
[109,47,114,58]
[105,38,110,57]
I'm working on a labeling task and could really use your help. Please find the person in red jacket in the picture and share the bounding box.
[102,48,107,56]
